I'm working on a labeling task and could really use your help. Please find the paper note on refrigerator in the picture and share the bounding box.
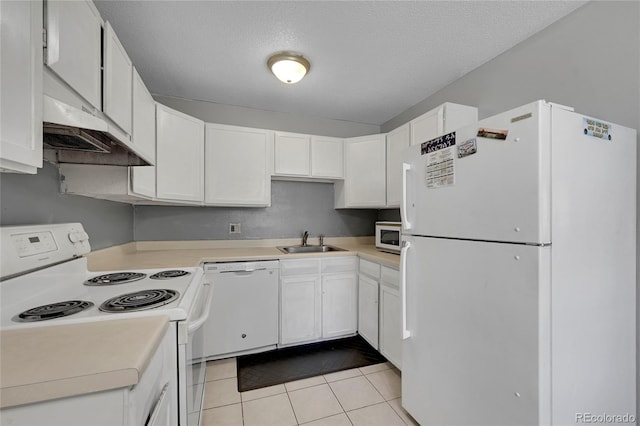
[422,132,456,188]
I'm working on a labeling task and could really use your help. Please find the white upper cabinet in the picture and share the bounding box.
[335,134,386,208]
[311,136,343,179]
[0,0,43,174]
[131,69,156,162]
[274,132,344,179]
[130,71,156,198]
[274,132,310,176]
[205,124,273,207]
[410,102,478,146]
[45,0,102,109]
[156,104,204,203]
[103,21,133,136]
[386,123,410,207]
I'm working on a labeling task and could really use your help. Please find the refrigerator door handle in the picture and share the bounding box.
[401,240,412,339]
[401,163,412,230]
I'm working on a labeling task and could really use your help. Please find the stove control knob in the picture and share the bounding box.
[68,232,80,243]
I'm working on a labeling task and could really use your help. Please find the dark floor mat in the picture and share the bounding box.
[236,335,387,392]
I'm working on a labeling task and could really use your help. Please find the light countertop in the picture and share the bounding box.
[0,316,169,409]
[86,238,401,271]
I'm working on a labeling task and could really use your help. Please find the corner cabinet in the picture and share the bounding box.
[410,102,477,146]
[334,134,386,208]
[156,104,204,203]
[386,123,410,207]
[205,124,273,207]
[0,0,43,174]
[280,257,357,346]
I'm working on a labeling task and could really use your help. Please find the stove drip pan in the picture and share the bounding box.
[84,272,146,286]
[149,270,191,280]
[99,289,179,313]
[13,300,95,322]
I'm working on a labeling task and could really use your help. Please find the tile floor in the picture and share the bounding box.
[202,358,419,426]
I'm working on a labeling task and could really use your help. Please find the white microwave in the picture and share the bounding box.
[375,222,402,254]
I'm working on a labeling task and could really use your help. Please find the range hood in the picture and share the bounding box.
[43,95,151,166]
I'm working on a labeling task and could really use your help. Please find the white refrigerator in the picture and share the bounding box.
[400,100,636,425]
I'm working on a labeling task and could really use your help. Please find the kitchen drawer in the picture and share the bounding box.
[280,259,321,276]
[321,256,357,274]
[359,258,381,279]
[380,265,399,289]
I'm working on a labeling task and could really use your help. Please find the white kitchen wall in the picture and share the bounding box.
[134,180,377,241]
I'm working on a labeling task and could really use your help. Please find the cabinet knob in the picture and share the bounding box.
[241,334,247,338]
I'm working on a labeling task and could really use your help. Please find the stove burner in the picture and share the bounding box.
[13,300,94,323]
[99,289,179,313]
[149,270,191,280]
[84,272,146,286]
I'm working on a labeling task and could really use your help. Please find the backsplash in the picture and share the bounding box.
[0,163,134,250]
[134,181,378,241]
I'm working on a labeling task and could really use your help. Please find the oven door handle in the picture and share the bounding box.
[187,281,213,334]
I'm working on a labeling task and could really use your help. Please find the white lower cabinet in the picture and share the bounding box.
[322,272,358,339]
[280,273,322,345]
[379,265,402,369]
[280,257,357,346]
[358,273,379,348]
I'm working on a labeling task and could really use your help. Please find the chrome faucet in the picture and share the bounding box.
[302,230,310,247]
[319,235,325,246]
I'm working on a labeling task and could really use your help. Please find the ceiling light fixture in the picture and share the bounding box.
[267,52,310,84]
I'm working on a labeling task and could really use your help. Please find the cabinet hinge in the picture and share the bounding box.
[42,28,47,48]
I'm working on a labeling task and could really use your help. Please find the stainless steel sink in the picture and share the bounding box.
[277,245,346,254]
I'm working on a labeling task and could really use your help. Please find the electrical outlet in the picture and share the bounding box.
[229,223,241,234]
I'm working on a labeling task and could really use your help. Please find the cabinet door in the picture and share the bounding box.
[358,273,379,348]
[386,123,410,207]
[410,106,443,146]
[0,0,42,174]
[45,0,102,109]
[322,272,357,339]
[340,134,386,207]
[103,21,132,135]
[280,275,322,345]
[274,132,310,176]
[311,136,343,178]
[205,124,272,206]
[380,284,401,369]
[156,104,204,202]
[130,71,156,198]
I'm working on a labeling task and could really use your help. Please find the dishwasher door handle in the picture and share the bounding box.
[219,268,267,274]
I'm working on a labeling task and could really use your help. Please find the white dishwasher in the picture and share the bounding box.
[203,260,279,359]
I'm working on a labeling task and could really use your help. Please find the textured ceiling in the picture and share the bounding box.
[94,1,586,126]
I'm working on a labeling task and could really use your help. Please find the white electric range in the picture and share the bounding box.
[0,223,212,426]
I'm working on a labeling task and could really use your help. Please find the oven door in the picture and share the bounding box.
[179,280,213,426]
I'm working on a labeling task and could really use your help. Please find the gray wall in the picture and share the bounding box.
[154,95,380,138]
[382,0,640,413]
[134,181,377,241]
[0,163,133,250]
[383,1,639,133]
